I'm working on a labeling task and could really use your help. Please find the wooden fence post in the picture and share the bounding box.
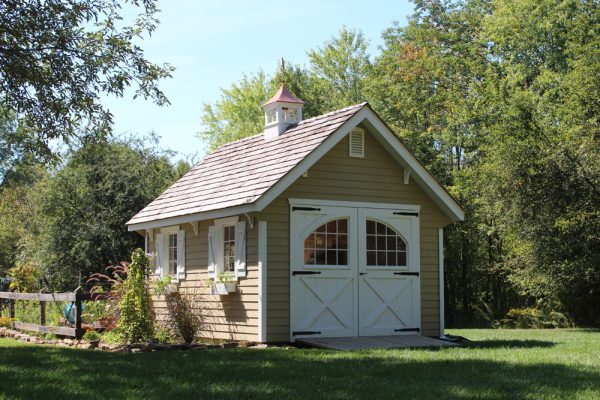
[9,299,15,319]
[39,301,46,326]
[75,297,83,339]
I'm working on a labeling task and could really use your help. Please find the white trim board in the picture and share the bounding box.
[438,228,445,337]
[258,220,268,343]
[289,198,421,212]
[128,104,464,231]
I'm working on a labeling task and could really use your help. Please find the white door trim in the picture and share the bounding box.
[438,228,444,338]
[289,198,421,213]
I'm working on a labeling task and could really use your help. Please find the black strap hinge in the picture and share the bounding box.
[395,328,420,333]
[293,271,322,276]
[293,331,321,336]
[393,211,419,217]
[394,272,420,276]
[293,206,321,212]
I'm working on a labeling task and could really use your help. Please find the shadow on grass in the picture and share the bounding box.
[0,342,598,400]
[464,339,557,349]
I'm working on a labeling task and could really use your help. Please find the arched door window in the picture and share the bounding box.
[366,219,407,266]
[304,219,348,265]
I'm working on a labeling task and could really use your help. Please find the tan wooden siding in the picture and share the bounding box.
[150,218,260,342]
[257,127,450,341]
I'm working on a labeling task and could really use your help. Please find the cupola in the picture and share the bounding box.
[263,84,304,139]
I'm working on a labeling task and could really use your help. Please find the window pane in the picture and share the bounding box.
[387,236,397,251]
[366,235,376,250]
[339,219,348,233]
[367,251,376,265]
[326,250,337,265]
[315,250,326,265]
[304,249,315,264]
[377,235,386,251]
[376,251,386,266]
[376,222,386,235]
[387,251,397,266]
[338,234,348,250]
[326,220,337,233]
[315,233,326,249]
[326,234,337,250]
[397,237,406,251]
[338,251,347,265]
[397,252,407,266]
[366,220,375,235]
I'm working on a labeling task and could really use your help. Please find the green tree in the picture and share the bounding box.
[479,0,600,325]
[27,135,187,290]
[307,26,372,110]
[0,0,174,163]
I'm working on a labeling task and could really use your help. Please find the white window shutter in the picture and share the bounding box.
[208,225,217,275]
[235,221,247,278]
[155,233,164,277]
[177,229,186,280]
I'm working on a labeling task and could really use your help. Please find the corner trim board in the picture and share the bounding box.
[258,220,267,343]
[439,228,445,337]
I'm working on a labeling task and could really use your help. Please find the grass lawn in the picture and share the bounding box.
[0,329,599,399]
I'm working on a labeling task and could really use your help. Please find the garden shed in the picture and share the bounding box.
[127,86,465,343]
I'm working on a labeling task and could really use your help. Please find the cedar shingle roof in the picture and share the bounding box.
[127,102,366,226]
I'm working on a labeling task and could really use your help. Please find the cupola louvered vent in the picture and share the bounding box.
[349,128,365,158]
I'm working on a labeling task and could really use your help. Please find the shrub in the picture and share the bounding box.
[164,289,205,344]
[0,316,14,327]
[117,249,154,343]
[504,308,571,329]
[100,329,123,345]
[6,262,40,292]
[82,329,101,341]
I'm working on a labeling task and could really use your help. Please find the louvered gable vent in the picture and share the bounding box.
[349,128,365,158]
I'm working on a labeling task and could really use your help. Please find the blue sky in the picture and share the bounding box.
[103,0,415,160]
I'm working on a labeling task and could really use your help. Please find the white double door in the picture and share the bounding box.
[290,202,421,339]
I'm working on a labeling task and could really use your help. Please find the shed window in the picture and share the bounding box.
[223,225,236,272]
[366,219,407,267]
[168,233,178,275]
[304,219,348,265]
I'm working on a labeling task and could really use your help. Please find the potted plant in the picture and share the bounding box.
[208,271,237,295]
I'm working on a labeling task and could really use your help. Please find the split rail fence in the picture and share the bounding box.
[0,291,98,339]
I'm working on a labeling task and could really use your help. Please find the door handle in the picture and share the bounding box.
[359,272,367,276]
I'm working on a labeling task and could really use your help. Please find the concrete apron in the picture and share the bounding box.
[296,335,457,351]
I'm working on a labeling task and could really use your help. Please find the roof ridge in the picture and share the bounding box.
[205,102,367,157]
[298,102,367,125]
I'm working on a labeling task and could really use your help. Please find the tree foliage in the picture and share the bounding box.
[0,0,174,163]
[0,135,187,290]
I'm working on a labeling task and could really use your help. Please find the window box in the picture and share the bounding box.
[209,282,237,296]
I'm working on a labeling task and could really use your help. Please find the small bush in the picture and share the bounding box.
[0,316,14,327]
[153,324,173,343]
[44,332,58,340]
[164,289,205,344]
[117,249,154,343]
[100,329,123,344]
[504,308,571,328]
[82,330,102,341]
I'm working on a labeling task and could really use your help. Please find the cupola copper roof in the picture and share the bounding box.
[263,85,304,106]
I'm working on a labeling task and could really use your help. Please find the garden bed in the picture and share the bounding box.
[0,326,265,352]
